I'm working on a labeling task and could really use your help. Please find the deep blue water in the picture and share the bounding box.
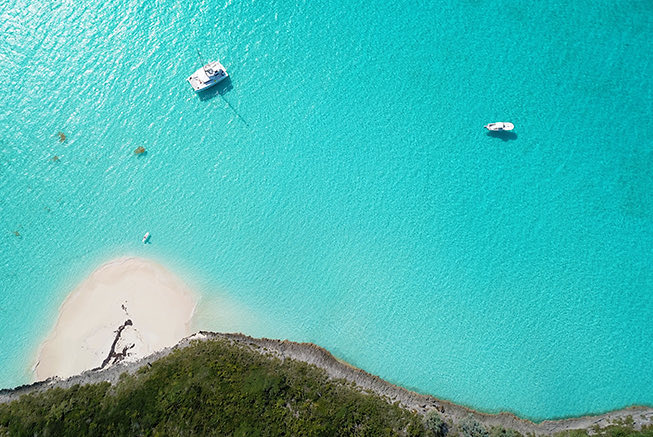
[0,0,651,420]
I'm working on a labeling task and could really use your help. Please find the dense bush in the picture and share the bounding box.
[424,410,447,437]
[459,415,489,437]
[1,339,651,437]
[0,339,426,436]
[489,426,522,437]
[553,422,653,437]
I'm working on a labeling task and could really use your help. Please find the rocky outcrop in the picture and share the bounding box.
[98,319,134,369]
[2,332,651,435]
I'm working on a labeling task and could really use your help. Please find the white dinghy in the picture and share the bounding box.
[484,122,514,131]
[187,50,228,92]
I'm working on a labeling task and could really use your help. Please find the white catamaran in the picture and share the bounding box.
[187,50,229,92]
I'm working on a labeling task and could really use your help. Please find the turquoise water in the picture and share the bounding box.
[1,0,651,420]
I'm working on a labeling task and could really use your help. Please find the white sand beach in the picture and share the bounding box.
[34,257,197,381]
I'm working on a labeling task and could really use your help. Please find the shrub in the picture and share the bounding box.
[424,409,447,437]
[459,415,489,437]
[490,426,523,437]
[0,339,425,436]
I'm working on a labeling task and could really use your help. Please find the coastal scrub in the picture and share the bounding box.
[0,338,425,436]
[424,410,447,437]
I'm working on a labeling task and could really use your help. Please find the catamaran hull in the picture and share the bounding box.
[187,61,229,92]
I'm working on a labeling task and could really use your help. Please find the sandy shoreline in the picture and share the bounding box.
[21,258,651,430]
[5,332,650,434]
[34,257,197,381]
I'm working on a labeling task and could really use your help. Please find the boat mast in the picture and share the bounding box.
[196,49,208,74]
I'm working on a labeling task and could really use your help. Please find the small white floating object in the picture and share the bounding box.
[484,122,514,131]
[187,60,229,92]
[142,232,150,244]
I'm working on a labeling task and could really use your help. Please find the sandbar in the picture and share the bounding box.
[34,257,197,381]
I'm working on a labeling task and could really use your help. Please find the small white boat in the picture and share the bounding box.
[142,232,150,244]
[484,122,514,131]
[187,60,228,92]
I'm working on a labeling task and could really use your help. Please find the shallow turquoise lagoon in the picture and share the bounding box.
[1,0,651,420]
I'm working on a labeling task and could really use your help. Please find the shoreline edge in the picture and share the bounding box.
[4,332,652,435]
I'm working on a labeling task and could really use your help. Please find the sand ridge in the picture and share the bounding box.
[34,257,197,381]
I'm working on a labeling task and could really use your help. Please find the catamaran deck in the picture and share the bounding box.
[187,60,228,92]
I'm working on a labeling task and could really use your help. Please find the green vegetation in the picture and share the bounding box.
[0,339,425,436]
[424,410,446,437]
[489,426,523,437]
[553,423,653,437]
[1,339,652,436]
[459,415,489,437]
